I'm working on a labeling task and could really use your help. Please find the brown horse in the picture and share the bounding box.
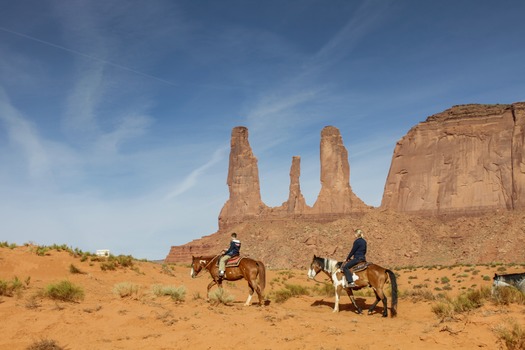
[191,255,266,306]
[307,255,398,317]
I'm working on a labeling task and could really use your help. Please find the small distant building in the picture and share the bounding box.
[96,249,110,257]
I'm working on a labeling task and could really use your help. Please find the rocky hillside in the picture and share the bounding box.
[166,103,525,268]
[167,208,525,269]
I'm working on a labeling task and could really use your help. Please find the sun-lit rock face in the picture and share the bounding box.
[216,125,368,230]
[311,126,367,214]
[218,126,267,229]
[381,102,525,214]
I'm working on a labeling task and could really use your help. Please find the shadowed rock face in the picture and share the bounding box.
[283,156,307,213]
[381,103,525,214]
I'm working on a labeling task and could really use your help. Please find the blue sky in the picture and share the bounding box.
[1,1,524,260]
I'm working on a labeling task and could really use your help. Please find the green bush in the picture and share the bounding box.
[270,283,310,303]
[0,276,25,297]
[44,280,84,302]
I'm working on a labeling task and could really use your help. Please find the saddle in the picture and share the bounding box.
[350,261,370,273]
[225,256,243,267]
[216,255,243,268]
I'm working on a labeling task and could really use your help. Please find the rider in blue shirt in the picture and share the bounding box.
[342,229,367,288]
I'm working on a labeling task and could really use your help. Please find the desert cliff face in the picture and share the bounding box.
[167,103,525,268]
[382,103,525,214]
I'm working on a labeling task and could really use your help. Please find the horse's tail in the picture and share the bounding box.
[386,269,398,317]
[257,260,266,294]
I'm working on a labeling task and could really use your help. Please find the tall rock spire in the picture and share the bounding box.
[312,126,367,213]
[283,156,307,213]
[218,126,266,229]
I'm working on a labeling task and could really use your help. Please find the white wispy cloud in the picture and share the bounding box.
[0,89,50,179]
[165,145,229,200]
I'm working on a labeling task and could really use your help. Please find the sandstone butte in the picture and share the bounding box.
[166,102,525,269]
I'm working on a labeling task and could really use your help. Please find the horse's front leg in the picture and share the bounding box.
[333,286,341,312]
[206,280,218,301]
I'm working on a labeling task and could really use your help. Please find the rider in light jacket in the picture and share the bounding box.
[218,232,241,277]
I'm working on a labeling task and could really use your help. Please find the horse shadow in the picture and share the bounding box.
[311,298,385,315]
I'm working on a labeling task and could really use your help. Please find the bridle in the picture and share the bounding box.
[310,259,334,285]
[192,254,221,278]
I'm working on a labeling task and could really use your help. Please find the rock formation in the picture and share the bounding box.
[282,156,307,213]
[166,125,367,263]
[311,126,367,214]
[218,125,368,229]
[218,126,267,229]
[381,102,525,214]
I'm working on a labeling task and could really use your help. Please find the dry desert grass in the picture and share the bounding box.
[1,243,525,350]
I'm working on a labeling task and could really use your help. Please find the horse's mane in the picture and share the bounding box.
[316,256,341,274]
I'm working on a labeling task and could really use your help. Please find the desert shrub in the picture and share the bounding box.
[35,246,50,256]
[44,280,84,302]
[269,283,310,303]
[0,276,25,297]
[113,282,139,298]
[452,288,486,312]
[161,264,175,276]
[152,284,186,302]
[431,301,454,319]
[25,295,41,309]
[440,276,450,284]
[26,338,65,350]
[311,282,334,297]
[208,288,235,305]
[48,244,71,253]
[69,264,83,274]
[0,241,17,249]
[431,287,492,319]
[100,261,117,271]
[492,286,525,305]
[109,254,134,268]
[402,288,435,301]
[494,319,525,350]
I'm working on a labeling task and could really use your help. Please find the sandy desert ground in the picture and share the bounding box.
[1,245,524,350]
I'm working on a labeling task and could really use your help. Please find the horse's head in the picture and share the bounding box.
[190,256,207,278]
[307,255,324,279]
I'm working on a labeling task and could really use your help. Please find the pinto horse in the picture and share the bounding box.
[307,255,398,317]
[492,272,525,294]
[191,255,266,306]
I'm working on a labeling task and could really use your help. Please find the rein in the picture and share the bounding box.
[193,254,222,279]
[312,257,340,285]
